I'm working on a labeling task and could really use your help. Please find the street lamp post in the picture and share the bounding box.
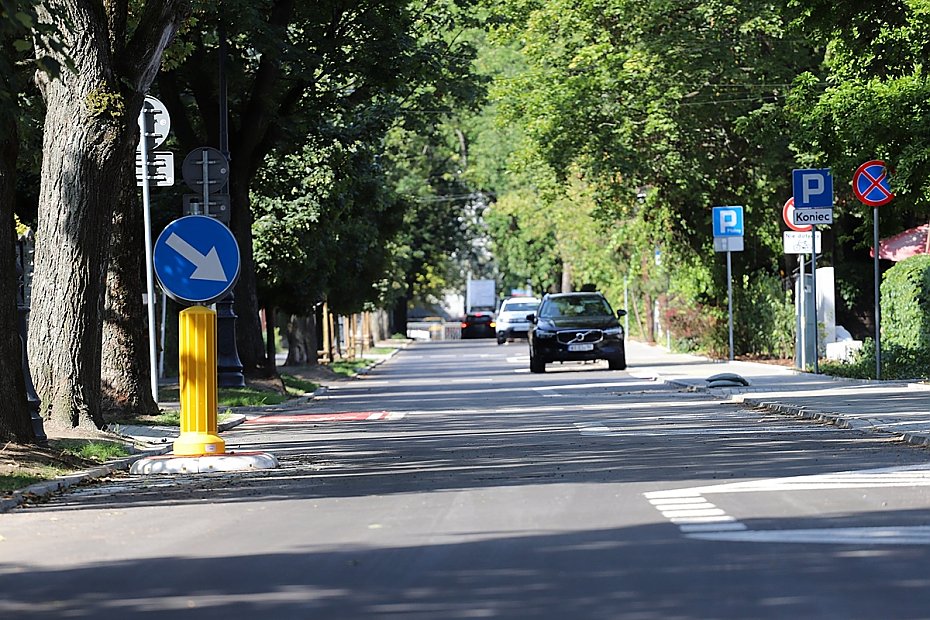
[16,238,46,443]
[215,22,245,387]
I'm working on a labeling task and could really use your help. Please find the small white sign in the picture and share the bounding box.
[714,236,744,252]
[792,207,833,226]
[783,231,822,254]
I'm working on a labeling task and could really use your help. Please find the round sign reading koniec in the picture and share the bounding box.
[783,197,812,233]
[853,159,894,207]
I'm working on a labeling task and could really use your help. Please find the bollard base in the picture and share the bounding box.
[173,432,225,457]
[130,451,278,475]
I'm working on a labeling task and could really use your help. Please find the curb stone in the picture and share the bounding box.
[3,413,254,513]
[652,373,923,445]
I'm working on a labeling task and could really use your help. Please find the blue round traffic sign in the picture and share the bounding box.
[154,215,240,305]
[853,160,894,207]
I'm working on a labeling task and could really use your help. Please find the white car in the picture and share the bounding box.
[495,297,541,344]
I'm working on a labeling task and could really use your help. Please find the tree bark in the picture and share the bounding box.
[230,176,268,374]
[29,1,187,430]
[284,314,318,366]
[101,172,158,418]
[0,96,36,443]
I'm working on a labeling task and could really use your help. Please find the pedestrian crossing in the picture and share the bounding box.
[645,464,930,545]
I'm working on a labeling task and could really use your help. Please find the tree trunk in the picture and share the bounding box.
[230,177,267,374]
[101,172,158,418]
[29,1,187,430]
[391,295,408,337]
[284,314,318,366]
[0,99,36,443]
[264,305,276,372]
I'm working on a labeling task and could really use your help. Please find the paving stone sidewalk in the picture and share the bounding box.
[626,340,930,448]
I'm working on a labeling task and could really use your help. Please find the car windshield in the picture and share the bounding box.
[503,301,538,312]
[539,296,612,318]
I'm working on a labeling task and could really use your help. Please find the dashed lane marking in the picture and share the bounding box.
[244,411,405,424]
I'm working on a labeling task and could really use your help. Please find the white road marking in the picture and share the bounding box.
[645,464,930,545]
[690,526,930,546]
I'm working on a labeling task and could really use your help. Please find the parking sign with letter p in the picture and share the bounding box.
[712,206,744,237]
[792,168,833,208]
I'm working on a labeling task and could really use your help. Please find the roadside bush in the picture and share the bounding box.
[666,302,727,357]
[880,255,930,379]
[734,272,795,359]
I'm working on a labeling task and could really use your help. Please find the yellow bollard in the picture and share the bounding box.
[173,306,225,456]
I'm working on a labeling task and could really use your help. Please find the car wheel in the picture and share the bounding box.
[497,334,506,345]
[530,350,546,373]
[608,354,626,370]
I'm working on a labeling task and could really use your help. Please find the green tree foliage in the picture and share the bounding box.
[481,0,818,351]
[252,139,404,317]
[160,0,485,365]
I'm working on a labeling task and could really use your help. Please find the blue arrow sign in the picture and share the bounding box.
[154,215,240,305]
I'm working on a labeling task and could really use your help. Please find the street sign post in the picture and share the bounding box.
[137,95,173,403]
[792,169,834,374]
[154,215,241,305]
[712,206,744,361]
[853,159,894,380]
[182,147,230,218]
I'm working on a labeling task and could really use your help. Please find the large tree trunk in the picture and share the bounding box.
[284,314,318,366]
[0,99,36,443]
[101,172,158,418]
[29,1,187,430]
[230,175,268,374]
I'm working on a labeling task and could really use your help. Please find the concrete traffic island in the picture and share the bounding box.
[130,451,279,474]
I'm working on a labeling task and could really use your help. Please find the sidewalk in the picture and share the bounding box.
[625,340,930,448]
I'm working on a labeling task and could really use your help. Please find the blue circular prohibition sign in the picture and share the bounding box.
[154,215,241,305]
[853,160,894,207]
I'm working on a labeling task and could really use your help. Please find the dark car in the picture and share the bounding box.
[461,312,496,339]
[527,292,626,373]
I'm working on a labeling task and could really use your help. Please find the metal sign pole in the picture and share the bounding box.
[811,225,819,374]
[727,249,734,361]
[201,148,210,215]
[139,108,159,403]
[798,255,806,369]
[874,206,882,379]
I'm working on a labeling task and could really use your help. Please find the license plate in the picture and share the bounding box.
[568,343,594,352]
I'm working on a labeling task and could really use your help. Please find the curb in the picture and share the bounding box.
[0,446,170,513]
[2,413,251,514]
[651,371,930,449]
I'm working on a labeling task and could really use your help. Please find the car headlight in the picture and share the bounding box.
[534,328,556,339]
[603,326,624,336]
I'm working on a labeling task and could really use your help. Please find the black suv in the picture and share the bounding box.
[527,292,627,373]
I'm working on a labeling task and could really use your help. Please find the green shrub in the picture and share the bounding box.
[880,255,930,378]
[734,272,795,359]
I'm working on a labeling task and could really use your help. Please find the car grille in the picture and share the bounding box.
[556,329,603,344]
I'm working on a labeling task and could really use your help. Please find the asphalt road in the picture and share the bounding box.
[2,339,930,619]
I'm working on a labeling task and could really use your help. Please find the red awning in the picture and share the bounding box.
[871,224,930,261]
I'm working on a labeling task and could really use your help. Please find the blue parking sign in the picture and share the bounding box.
[712,206,744,237]
[792,168,833,208]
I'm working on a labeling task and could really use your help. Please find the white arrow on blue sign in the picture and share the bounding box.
[712,206,744,237]
[154,215,240,305]
[792,168,833,208]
